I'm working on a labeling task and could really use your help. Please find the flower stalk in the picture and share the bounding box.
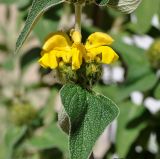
[74,3,82,33]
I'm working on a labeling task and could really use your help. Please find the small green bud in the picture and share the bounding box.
[57,64,78,84]
[78,62,102,88]
[147,39,160,69]
[10,104,37,126]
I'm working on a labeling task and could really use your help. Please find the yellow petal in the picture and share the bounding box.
[70,30,82,43]
[84,49,97,62]
[72,45,84,70]
[56,50,72,63]
[85,46,118,64]
[43,31,72,51]
[48,51,58,69]
[97,46,119,64]
[85,32,114,50]
[38,53,49,68]
[38,51,58,69]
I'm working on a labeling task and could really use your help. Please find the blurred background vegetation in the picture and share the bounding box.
[0,0,160,159]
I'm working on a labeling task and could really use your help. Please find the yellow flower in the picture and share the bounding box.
[39,30,118,70]
[84,32,118,63]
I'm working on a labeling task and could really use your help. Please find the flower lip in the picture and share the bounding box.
[42,31,72,52]
[85,32,114,50]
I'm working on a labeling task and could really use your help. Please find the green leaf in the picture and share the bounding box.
[96,0,142,14]
[94,72,157,103]
[27,124,68,153]
[0,43,8,51]
[154,83,160,99]
[116,101,147,157]
[15,0,64,54]
[34,18,59,43]
[5,126,27,159]
[112,37,151,83]
[158,3,160,24]
[20,47,40,72]
[2,56,14,71]
[0,0,18,5]
[128,0,159,34]
[60,84,119,159]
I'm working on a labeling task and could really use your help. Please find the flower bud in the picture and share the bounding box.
[147,39,160,69]
[57,64,78,84]
[10,104,37,126]
[78,62,102,88]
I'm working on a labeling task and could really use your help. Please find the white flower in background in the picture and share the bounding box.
[130,13,137,23]
[112,66,125,83]
[144,97,160,114]
[59,13,92,30]
[133,35,153,50]
[102,65,112,84]
[130,91,144,106]
[135,145,143,153]
[123,34,153,50]
[81,14,93,26]
[123,36,134,45]
[58,14,75,30]
[148,133,158,154]
[102,65,125,84]
[152,15,160,30]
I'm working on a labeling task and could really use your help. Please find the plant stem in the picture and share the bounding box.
[74,3,82,33]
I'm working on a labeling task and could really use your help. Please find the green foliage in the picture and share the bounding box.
[27,124,68,153]
[96,0,142,14]
[0,0,19,5]
[154,83,160,99]
[116,101,147,157]
[60,84,119,159]
[112,37,151,82]
[5,126,27,159]
[15,0,64,54]
[128,0,160,34]
[0,0,160,159]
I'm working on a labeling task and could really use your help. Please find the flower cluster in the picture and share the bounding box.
[39,30,118,70]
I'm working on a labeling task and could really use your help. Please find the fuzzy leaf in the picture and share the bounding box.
[96,0,142,14]
[60,84,119,159]
[15,0,64,54]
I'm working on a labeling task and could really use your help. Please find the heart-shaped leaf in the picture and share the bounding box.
[15,0,64,54]
[60,84,119,159]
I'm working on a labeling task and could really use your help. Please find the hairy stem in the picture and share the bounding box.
[74,3,82,33]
